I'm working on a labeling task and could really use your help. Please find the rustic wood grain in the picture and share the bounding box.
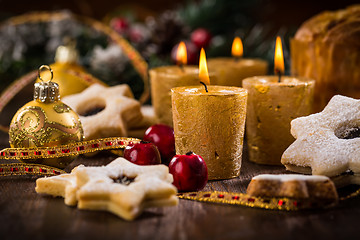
[1,131,360,240]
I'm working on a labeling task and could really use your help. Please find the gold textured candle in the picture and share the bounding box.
[243,76,315,165]
[172,85,248,180]
[150,65,199,126]
[150,42,217,126]
[243,36,315,165]
[207,37,268,87]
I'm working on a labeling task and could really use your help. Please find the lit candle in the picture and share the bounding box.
[207,37,268,87]
[243,36,315,165]
[149,42,217,126]
[172,48,248,180]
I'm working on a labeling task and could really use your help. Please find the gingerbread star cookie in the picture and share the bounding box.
[62,84,143,140]
[35,158,178,220]
[281,95,360,185]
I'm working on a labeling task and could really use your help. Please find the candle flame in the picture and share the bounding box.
[176,41,187,65]
[274,36,284,74]
[199,48,210,85]
[231,37,243,57]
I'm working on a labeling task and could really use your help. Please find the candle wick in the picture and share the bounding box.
[179,63,185,72]
[200,81,208,92]
[276,69,282,83]
[234,56,241,62]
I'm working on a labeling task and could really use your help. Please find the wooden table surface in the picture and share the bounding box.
[1,130,360,240]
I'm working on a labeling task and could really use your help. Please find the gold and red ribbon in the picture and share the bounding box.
[0,137,139,160]
[0,163,66,177]
[0,136,140,177]
[178,191,336,211]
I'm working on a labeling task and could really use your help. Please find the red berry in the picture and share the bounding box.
[171,41,199,65]
[110,17,129,35]
[190,28,212,49]
[128,24,150,43]
[143,124,175,165]
[124,141,161,165]
[169,152,208,192]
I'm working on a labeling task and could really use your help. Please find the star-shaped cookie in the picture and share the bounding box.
[281,95,360,184]
[247,174,338,204]
[36,158,178,220]
[62,84,143,140]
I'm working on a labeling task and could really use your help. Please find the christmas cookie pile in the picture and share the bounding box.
[35,157,178,220]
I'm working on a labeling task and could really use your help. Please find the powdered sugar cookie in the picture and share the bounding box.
[247,174,338,205]
[281,95,360,185]
[62,84,143,140]
[35,166,81,206]
[35,157,178,220]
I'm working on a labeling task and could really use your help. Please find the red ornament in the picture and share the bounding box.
[169,152,208,192]
[143,124,175,165]
[124,141,161,165]
[110,17,129,35]
[171,41,199,65]
[190,28,212,49]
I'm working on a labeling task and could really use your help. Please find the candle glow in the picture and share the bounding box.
[274,36,285,74]
[176,41,187,65]
[231,37,243,58]
[199,48,210,86]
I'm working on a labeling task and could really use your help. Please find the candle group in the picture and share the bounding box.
[150,36,315,180]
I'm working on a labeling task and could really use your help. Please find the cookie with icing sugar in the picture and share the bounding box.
[247,174,338,204]
[35,157,178,220]
[62,84,143,140]
[36,167,80,206]
[281,95,360,185]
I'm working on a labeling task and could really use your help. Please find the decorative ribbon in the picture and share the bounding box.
[0,137,139,160]
[0,163,66,177]
[178,191,338,211]
[0,136,140,177]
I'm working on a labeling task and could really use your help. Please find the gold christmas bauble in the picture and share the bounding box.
[36,41,107,97]
[9,65,84,169]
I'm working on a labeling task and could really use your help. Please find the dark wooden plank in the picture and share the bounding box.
[1,131,360,240]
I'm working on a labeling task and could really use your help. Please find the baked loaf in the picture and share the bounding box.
[291,5,360,111]
[247,174,338,205]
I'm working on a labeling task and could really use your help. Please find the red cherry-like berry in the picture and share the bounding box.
[143,124,175,165]
[110,17,129,35]
[190,28,212,49]
[169,152,208,192]
[124,141,161,165]
[171,41,199,65]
